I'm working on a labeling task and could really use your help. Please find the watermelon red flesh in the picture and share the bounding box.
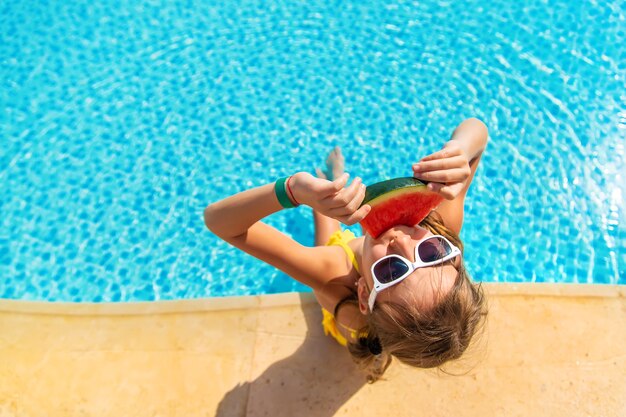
[359,178,444,238]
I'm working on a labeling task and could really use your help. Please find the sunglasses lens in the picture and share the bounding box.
[418,237,452,263]
[373,257,410,283]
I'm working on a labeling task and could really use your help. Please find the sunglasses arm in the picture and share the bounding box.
[368,288,378,312]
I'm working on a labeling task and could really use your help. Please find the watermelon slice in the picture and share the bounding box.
[359,177,444,238]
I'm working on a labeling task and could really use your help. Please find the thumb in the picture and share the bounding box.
[426,182,445,193]
[427,182,457,200]
[427,182,445,194]
[328,172,350,193]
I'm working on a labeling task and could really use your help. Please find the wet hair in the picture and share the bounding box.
[346,211,487,383]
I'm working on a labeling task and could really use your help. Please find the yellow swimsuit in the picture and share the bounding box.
[321,230,363,347]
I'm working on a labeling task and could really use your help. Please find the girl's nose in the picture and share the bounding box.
[389,234,415,262]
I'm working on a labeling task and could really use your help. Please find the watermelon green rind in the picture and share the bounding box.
[361,177,429,206]
[359,177,443,238]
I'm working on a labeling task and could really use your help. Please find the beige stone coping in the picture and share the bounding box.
[1,283,625,417]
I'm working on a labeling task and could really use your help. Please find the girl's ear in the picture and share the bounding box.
[357,277,370,315]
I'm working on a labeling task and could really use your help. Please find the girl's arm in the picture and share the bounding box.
[203,182,285,239]
[204,173,369,238]
[412,117,489,234]
[204,173,370,290]
[449,117,489,163]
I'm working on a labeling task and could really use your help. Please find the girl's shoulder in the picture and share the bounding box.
[314,234,364,312]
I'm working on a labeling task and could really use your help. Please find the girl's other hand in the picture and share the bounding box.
[290,172,371,225]
[412,141,472,200]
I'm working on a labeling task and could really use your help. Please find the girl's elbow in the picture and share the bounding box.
[479,119,489,138]
[467,117,488,135]
[465,118,489,147]
[203,205,216,232]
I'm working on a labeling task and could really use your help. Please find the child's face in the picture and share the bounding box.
[359,225,458,313]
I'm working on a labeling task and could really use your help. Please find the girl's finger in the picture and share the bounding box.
[325,177,363,208]
[326,181,366,215]
[428,182,463,200]
[318,172,349,195]
[418,146,463,162]
[414,167,470,183]
[427,182,451,199]
[339,204,371,226]
[413,155,466,173]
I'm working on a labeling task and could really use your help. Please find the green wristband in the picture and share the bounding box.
[275,177,296,209]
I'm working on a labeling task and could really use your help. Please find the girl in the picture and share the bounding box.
[204,117,489,382]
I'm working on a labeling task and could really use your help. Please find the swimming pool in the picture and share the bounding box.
[1,0,624,302]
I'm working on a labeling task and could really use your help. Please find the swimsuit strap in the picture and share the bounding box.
[326,230,361,274]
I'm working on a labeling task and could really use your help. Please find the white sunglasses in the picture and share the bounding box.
[368,235,461,312]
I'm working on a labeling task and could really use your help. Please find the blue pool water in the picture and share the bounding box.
[1,0,625,302]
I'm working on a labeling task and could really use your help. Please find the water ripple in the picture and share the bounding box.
[1,0,624,301]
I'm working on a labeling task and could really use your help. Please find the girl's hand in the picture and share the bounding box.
[412,141,472,200]
[290,172,371,225]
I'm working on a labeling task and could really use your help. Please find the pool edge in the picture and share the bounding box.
[0,282,624,315]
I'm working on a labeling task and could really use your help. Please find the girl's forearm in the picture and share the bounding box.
[449,118,489,162]
[204,182,286,238]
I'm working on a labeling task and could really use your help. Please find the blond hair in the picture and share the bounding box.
[347,212,487,383]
